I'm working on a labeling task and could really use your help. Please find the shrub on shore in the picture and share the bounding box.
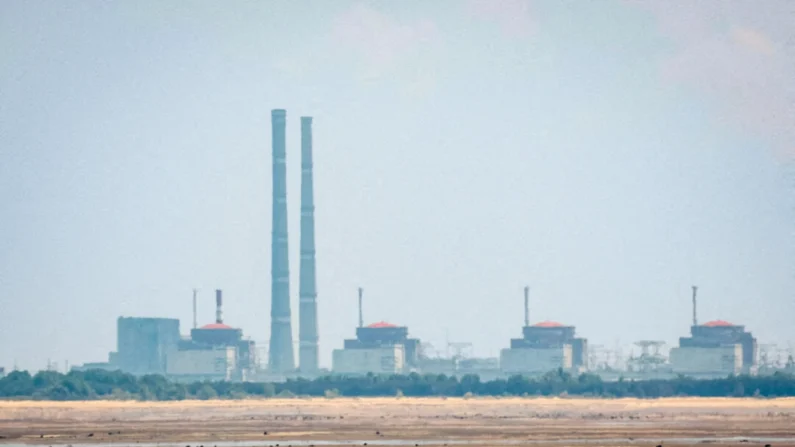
[1,368,794,401]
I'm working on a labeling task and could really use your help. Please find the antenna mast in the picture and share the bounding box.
[192,288,198,329]
[358,287,364,328]
[692,285,698,326]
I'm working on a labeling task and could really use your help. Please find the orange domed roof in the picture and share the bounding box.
[367,321,398,328]
[703,320,735,327]
[532,321,566,328]
[199,323,234,330]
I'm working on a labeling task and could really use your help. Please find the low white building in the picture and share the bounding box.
[500,345,573,376]
[417,357,457,375]
[670,344,742,377]
[166,347,237,381]
[332,345,405,375]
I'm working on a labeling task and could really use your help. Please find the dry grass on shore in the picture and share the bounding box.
[1,397,795,446]
[3,396,795,415]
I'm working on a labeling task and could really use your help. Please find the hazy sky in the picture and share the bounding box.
[2,1,794,371]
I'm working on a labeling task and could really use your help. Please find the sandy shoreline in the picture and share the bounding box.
[1,397,795,446]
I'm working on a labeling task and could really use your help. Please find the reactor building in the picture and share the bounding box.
[500,287,588,376]
[74,290,258,381]
[167,290,257,381]
[669,287,757,377]
[74,108,321,380]
[74,315,180,376]
[115,316,180,375]
[332,288,420,375]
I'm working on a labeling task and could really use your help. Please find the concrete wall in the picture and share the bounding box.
[166,347,236,380]
[417,357,458,375]
[116,317,180,375]
[682,325,757,368]
[500,345,573,375]
[670,344,742,377]
[71,362,116,372]
[332,345,405,375]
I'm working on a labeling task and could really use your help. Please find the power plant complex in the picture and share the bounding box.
[69,109,793,382]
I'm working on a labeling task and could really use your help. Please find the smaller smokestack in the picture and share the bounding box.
[523,286,530,327]
[216,289,223,324]
[358,287,363,328]
[691,285,698,327]
[193,289,198,329]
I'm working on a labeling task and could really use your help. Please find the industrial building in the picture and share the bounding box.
[416,356,457,375]
[758,344,795,375]
[73,290,257,381]
[626,341,672,375]
[167,347,237,380]
[670,320,757,377]
[416,342,501,379]
[458,357,501,380]
[58,105,785,381]
[72,316,180,375]
[332,289,420,375]
[500,287,588,376]
[115,316,180,375]
[417,355,501,379]
[168,290,258,381]
[71,362,116,373]
[669,287,758,377]
[70,108,319,381]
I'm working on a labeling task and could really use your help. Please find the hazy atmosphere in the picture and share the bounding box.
[1,0,794,372]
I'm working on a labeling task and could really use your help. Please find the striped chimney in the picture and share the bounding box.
[298,116,319,374]
[268,109,295,373]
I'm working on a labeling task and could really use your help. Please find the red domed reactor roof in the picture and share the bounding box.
[702,320,735,327]
[367,321,398,329]
[532,321,566,328]
[199,323,234,330]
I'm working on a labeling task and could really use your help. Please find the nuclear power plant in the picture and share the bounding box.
[74,289,259,381]
[332,288,421,375]
[669,286,758,377]
[69,107,789,382]
[500,287,588,376]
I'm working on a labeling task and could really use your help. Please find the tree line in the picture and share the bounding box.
[1,368,795,401]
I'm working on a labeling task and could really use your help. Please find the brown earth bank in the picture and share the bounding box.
[1,398,795,447]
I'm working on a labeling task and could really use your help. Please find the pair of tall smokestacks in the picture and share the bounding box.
[268,109,319,374]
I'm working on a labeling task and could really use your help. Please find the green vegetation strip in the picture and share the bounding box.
[1,369,794,401]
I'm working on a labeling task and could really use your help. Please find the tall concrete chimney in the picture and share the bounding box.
[298,116,319,374]
[523,286,529,327]
[358,287,364,328]
[692,285,698,327]
[268,109,295,373]
[215,289,223,324]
